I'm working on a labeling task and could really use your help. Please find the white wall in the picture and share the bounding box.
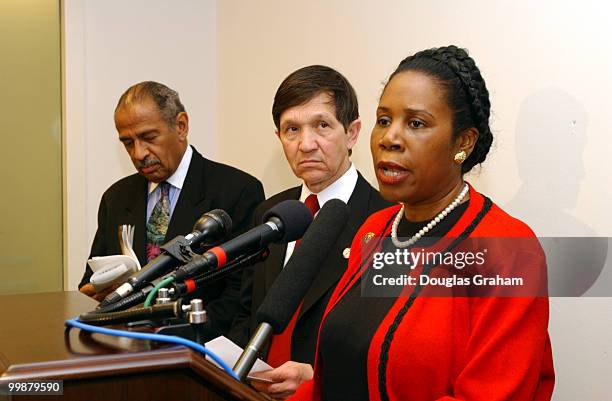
[216,1,612,400]
[64,1,612,399]
[217,0,612,236]
[63,0,217,290]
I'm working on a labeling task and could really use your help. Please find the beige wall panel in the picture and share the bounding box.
[0,0,62,294]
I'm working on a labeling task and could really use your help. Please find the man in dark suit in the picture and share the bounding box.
[79,81,264,337]
[228,66,389,395]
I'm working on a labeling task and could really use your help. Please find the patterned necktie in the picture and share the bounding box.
[146,182,171,262]
[267,193,320,367]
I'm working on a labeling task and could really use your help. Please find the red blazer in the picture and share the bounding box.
[291,185,555,401]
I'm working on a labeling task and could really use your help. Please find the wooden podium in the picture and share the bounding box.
[0,292,267,401]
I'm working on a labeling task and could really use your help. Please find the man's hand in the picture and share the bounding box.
[249,361,313,400]
[79,283,118,302]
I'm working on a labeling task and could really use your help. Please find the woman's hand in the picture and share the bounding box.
[249,361,313,400]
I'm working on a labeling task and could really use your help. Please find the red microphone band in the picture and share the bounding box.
[184,278,196,294]
[209,246,227,269]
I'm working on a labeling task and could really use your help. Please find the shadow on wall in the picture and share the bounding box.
[504,88,608,296]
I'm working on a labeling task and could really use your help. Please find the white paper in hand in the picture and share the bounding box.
[119,224,140,266]
[205,336,273,377]
[88,255,139,290]
[88,224,141,291]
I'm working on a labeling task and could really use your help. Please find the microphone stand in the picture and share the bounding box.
[152,248,269,342]
[168,248,269,296]
[90,249,268,315]
[97,235,197,308]
[78,247,269,344]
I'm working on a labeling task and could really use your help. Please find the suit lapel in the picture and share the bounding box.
[125,176,148,266]
[166,148,211,241]
[263,187,301,293]
[298,174,375,320]
[264,243,288,291]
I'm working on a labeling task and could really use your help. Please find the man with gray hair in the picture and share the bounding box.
[79,81,264,338]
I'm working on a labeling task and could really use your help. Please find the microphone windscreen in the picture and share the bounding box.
[256,199,349,332]
[262,199,313,243]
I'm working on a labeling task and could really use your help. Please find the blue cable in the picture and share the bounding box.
[65,318,240,381]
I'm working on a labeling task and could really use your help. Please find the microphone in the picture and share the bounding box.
[233,199,350,380]
[173,200,313,281]
[169,249,270,297]
[186,208,233,248]
[100,209,232,306]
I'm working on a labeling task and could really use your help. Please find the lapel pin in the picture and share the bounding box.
[342,248,351,259]
[363,232,375,243]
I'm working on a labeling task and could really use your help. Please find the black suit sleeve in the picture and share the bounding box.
[203,179,265,339]
[79,194,109,289]
[225,203,265,347]
[226,179,265,237]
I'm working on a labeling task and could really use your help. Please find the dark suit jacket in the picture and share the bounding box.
[227,172,390,365]
[79,146,265,336]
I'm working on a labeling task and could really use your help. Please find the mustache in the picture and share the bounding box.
[137,156,161,169]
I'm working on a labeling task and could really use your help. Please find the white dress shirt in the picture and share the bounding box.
[282,163,358,266]
[146,145,193,222]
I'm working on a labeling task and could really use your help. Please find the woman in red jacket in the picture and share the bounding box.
[281,45,555,401]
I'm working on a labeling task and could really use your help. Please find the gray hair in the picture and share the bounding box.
[115,81,186,127]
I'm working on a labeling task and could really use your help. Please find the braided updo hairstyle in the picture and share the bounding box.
[386,45,493,173]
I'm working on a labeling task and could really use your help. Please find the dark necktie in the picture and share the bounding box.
[267,193,320,367]
[145,182,171,262]
[295,194,320,246]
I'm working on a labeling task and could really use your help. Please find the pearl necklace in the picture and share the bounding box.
[391,183,469,248]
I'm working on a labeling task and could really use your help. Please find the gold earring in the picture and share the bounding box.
[454,150,467,164]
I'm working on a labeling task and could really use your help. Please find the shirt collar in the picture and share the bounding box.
[300,163,358,206]
[148,145,193,194]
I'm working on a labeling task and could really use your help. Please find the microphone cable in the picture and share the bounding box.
[79,301,180,325]
[65,317,240,381]
[94,291,149,314]
[144,276,175,307]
